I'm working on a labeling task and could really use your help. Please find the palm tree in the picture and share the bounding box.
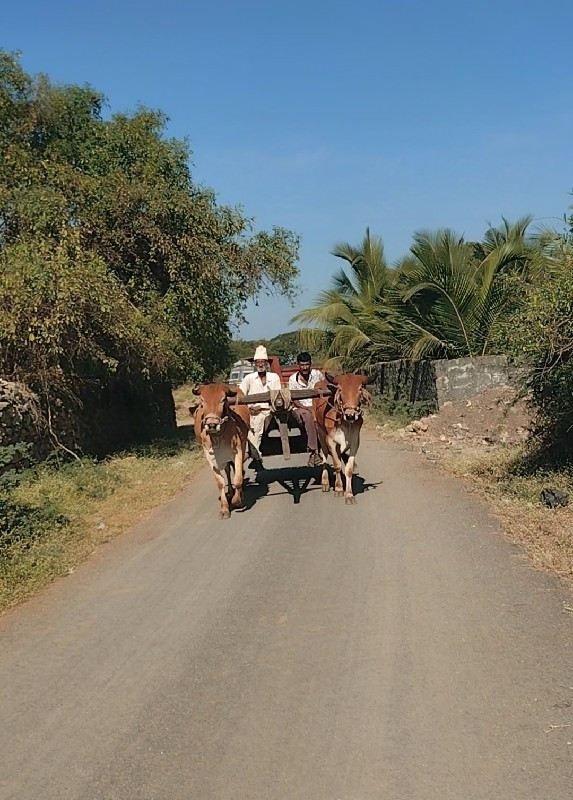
[291,228,401,370]
[395,218,540,359]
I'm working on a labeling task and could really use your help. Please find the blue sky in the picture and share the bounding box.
[3,0,572,339]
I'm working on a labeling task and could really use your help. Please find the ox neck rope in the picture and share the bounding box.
[201,401,231,433]
[330,386,363,424]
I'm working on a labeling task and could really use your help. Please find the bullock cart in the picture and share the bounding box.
[230,386,332,461]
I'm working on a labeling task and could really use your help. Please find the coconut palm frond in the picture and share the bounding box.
[292,217,541,370]
[292,228,398,370]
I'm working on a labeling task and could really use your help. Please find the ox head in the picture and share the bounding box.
[330,373,375,423]
[192,383,238,435]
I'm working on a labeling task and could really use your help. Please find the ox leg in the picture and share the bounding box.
[316,428,330,492]
[330,442,344,497]
[343,426,361,504]
[231,447,244,507]
[344,456,356,504]
[214,468,230,519]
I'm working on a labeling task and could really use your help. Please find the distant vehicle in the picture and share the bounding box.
[228,356,315,387]
[228,360,253,385]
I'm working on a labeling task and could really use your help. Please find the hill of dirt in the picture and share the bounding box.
[390,388,533,451]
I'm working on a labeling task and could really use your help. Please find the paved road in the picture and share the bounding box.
[1,435,571,799]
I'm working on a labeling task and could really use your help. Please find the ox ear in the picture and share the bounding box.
[325,372,338,385]
[360,387,372,408]
[225,385,238,398]
[361,374,376,386]
[192,384,202,396]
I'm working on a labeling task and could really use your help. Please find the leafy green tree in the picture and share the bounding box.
[294,220,542,370]
[227,331,327,370]
[505,253,573,456]
[395,219,541,359]
[492,202,573,457]
[266,332,302,364]
[0,50,300,393]
[292,228,402,369]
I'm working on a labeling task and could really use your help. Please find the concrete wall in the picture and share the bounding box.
[433,355,513,405]
[371,355,514,409]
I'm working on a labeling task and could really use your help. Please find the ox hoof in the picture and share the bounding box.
[345,495,357,505]
[231,493,243,508]
[219,510,231,519]
[334,490,344,497]
[321,484,330,493]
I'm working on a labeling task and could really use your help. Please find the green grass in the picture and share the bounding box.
[0,428,202,614]
[369,394,436,430]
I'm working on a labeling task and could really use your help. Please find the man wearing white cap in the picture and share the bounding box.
[239,345,281,469]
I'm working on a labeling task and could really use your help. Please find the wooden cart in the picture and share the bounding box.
[231,386,332,460]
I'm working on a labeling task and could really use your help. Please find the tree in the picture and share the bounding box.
[292,228,401,369]
[394,219,541,360]
[493,202,573,457]
[0,51,300,390]
[292,218,543,370]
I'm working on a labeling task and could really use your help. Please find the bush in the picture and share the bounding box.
[371,394,435,427]
[0,492,68,560]
[507,255,573,457]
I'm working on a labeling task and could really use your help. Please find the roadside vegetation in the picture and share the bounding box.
[0,51,298,610]
[294,219,548,368]
[0,50,299,395]
[0,430,202,613]
[228,331,329,368]
[297,201,573,462]
[448,446,573,588]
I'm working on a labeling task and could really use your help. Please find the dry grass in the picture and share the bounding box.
[444,445,573,589]
[0,431,202,614]
[173,382,198,426]
[371,390,573,591]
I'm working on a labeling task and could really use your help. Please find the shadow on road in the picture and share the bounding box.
[129,424,198,459]
[239,464,382,511]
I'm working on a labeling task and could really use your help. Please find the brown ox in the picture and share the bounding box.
[192,383,251,519]
[313,374,372,504]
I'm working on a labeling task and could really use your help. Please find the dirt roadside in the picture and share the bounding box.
[373,388,573,593]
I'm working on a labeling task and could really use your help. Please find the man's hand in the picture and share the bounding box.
[249,405,263,414]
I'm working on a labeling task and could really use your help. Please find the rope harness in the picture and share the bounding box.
[200,398,231,435]
[332,386,365,423]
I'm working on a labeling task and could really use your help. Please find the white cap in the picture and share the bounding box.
[253,345,268,361]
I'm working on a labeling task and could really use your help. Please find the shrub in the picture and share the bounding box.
[506,254,573,458]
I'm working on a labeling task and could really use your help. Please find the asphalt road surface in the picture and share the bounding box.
[1,434,571,799]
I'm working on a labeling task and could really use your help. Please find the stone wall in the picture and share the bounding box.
[432,355,515,405]
[371,355,515,409]
[0,380,51,468]
[370,360,438,406]
[0,376,176,470]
